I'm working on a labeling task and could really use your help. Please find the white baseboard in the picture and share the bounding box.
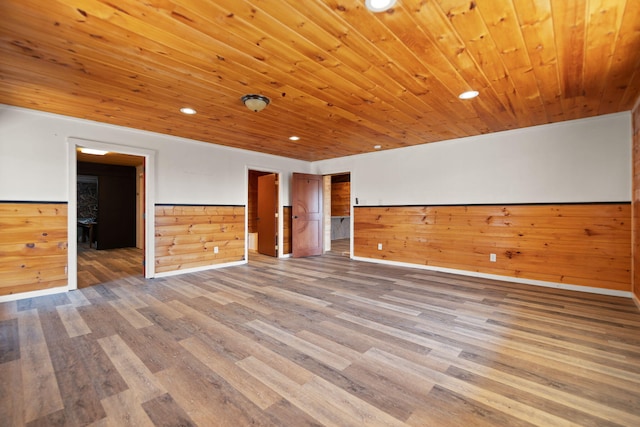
[0,285,69,303]
[352,256,633,298]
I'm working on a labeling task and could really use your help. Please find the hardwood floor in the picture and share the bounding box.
[77,244,143,289]
[329,238,350,256]
[1,251,639,426]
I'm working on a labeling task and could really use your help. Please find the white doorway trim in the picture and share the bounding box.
[67,137,156,290]
[323,171,353,258]
[245,165,284,260]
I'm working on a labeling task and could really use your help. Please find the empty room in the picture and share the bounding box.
[1,0,640,426]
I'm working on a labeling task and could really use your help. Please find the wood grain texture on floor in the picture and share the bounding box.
[1,249,639,426]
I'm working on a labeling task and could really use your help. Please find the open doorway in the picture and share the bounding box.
[68,138,155,291]
[247,169,280,258]
[324,172,351,257]
[76,150,145,288]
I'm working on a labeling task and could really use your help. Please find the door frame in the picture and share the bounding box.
[67,137,156,290]
[323,171,353,258]
[257,173,279,257]
[246,165,283,260]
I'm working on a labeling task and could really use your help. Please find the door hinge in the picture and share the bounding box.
[275,212,279,218]
[275,245,279,250]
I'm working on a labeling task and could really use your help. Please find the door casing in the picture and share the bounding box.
[68,138,156,290]
[257,173,278,257]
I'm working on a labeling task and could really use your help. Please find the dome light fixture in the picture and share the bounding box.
[242,94,270,112]
[289,136,300,141]
[459,90,479,100]
[365,0,397,12]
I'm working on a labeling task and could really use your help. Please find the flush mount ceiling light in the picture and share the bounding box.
[459,90,479,100]
[241,94,270,112]
[80,148,109,155]
[180,107,197,115]
[289,136,300,141]
[365,0,397,12]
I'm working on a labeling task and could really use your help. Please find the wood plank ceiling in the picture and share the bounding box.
[1,0,639,161]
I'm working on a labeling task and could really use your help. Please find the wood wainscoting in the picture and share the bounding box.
[155,205,245,274]
[354,203,631,292]
[331,181,351,217]
[0,202,68,296]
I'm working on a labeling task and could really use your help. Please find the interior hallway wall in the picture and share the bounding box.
[0,105,310,296]
[313,113,633,294]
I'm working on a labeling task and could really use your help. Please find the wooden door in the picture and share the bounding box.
[292,173,323,257]
[257,173,278,257]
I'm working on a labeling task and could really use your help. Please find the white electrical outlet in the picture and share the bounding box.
[490,253,496,262]
[377,243,383,250]
[214,246,219,254]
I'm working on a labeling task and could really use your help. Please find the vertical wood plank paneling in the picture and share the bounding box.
[283,206,292,255]
[331,182,351,217]
[354,203,631,292]
[0,202,68,296]
[632,100,640,303]
[154,205,245,273]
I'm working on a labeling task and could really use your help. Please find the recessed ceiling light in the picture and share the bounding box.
[459,90,479,100]
[365,0,397,12]
[289,136,300,141]
[80,148,109,155]
[374,145,382,150]
[180,107,197,115]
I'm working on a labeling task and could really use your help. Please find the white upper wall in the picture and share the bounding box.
[0,105,310,204]
[0,105,631,206]
[313,112,632,205]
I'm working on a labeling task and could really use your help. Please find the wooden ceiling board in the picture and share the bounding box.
[598,0,640,114]
[1,0,639,161]
[512,0,564,121]
[77,149,144,167]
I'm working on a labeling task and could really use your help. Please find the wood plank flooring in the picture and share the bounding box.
[1,250,640,426]
[77,244,143,288]
[329,238,350,257]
